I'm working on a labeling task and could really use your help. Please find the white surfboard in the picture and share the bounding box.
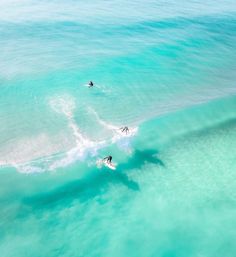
[83,83,94,88]
[96,159,116,170]
[103,161,116,170]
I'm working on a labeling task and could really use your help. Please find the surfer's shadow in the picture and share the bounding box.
[118,149,165,172]
[22,149,163,212]
[22,169,139,213]
[113,148,164,192]
[106,170,140,191]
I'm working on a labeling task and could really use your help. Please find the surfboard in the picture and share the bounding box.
[103,161,116,170]
[83,83,93,88]
[96,159,117,170]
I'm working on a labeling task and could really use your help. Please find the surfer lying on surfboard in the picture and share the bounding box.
[119,126,129,134]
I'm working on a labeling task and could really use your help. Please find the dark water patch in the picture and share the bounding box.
[22,170,139,213]
[169,116,236,145]
[20,148,165,215]
[135,94,236,149]
[118,149,165,172]
[2,13,235,36]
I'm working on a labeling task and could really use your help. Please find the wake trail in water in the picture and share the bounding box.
[48,95,108,170]
[2,95,138,173]
[88,107,138,156]
[50,95,92,149]
[82,83,111,94]
[88,106,138,139]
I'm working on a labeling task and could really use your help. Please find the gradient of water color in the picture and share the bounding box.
[0,1,236,256]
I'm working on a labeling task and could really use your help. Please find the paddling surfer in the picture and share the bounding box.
[88,81,94,87]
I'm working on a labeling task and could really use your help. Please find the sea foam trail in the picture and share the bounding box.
[48,95,107,170]
[1,95,138,173]
[2,96,100,173]
[88,107,138,139]
[88,107,138,155]
[50,96,92,149]
[47,98,138,170]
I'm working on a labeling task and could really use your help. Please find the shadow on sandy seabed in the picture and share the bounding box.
[118,149,165,172]
[22,148,164,212]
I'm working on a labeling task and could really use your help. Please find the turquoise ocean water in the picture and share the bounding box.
[0,1,236,256]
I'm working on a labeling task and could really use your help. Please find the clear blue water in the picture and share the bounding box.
[0,1,236,256]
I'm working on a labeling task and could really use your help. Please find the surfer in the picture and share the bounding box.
[103,155,112,164]
[119,126,129,134]
[88,81,94,87]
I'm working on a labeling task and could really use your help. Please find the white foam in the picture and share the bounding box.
[88,107,139,154]
[49,95,75,118]
[0,133,72,166]
[48,138,107,171]
[82,83,111,94]
[13,163,44,174]
[47,95,108,171]
[88,107,138,139]
[50,95,91,148]
[2,96,138,173]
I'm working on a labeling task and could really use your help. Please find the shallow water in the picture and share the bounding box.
[0,1,236,256]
